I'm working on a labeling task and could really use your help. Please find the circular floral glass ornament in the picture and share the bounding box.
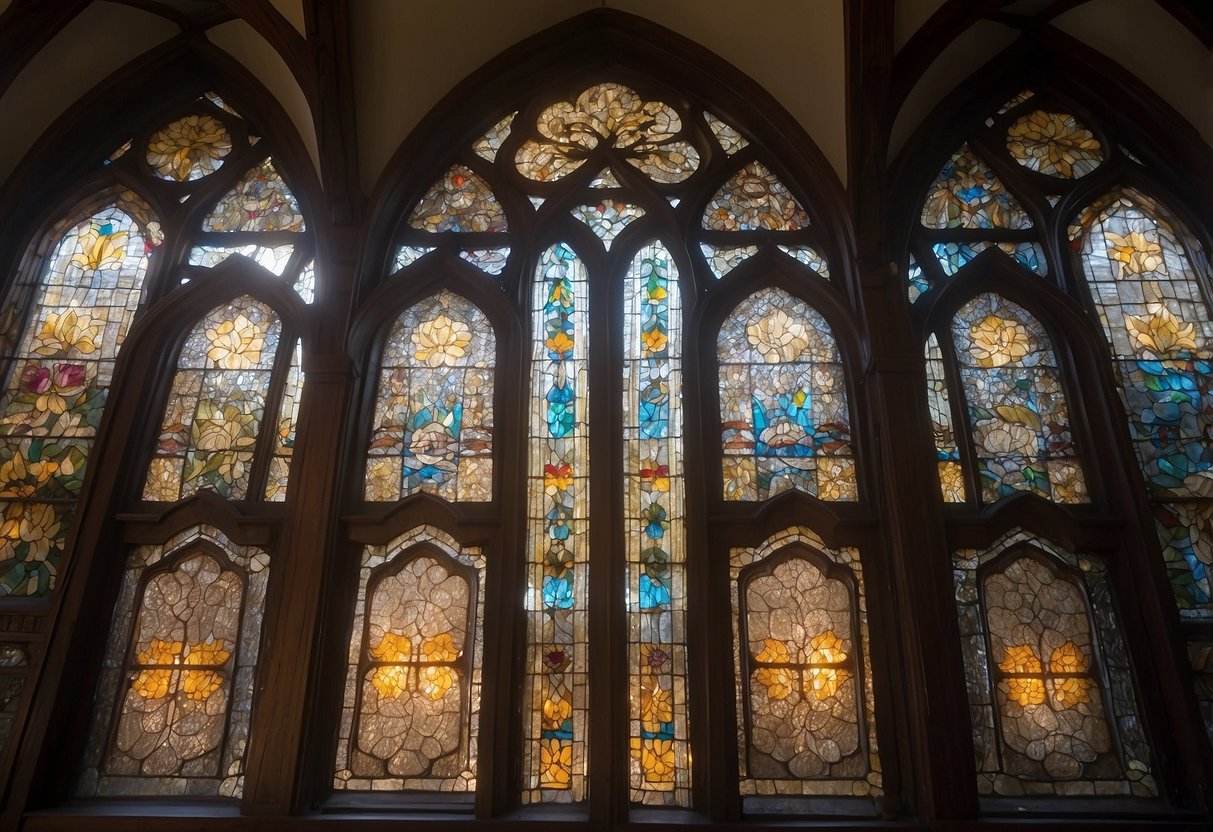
[146,114,233,181]
[1006,110,1103,179]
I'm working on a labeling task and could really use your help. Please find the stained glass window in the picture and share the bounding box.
[571,201,645,249]
[623,242,689,804]
[949,293,1087,505]
[78,526,269,797]
[703,162,809,231]
[203,158,305,233]
[954,530,1155,797]
[926,334,965,503]
[365,291,494,503]
[334,527,484,792]
[1006,111,1103,179]
[142,297,285,502]
[1074,191,1213,614]
[266,339,303,502]
[409,166,506,234]
[146,114,232,181]
[0,198,158,595]
[731,528,881,800]
[523,243,589,802]
[921,144,1032,231]
[718,288,854,501]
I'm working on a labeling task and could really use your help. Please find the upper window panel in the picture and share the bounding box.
[409,165,506,233]
[1006,110,1103,179]
[921,144,1031,231]
[718,288,854,502]
[365,291,495,503]
[514,83,699,184]
[146,114,233,181]
[948,293,1087,505]
[0,196,159,596]
[703,162,809,231]
[142,297,286,502]
[202,158,305,234]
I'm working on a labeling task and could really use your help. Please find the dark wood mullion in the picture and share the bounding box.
[246,323,297,504]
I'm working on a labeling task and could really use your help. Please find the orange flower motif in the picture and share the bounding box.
[539,739,572,787]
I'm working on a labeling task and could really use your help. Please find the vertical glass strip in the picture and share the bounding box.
[623,242,690,805]
[925,334,964,503]
[523,243,589,802]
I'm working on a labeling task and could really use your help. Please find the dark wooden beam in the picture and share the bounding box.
[0,0,91,99]
[216,0,316,101]
[303,0,364,226]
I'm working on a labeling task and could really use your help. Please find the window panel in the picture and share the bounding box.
[731,528,881,800]
[78,527,268,797]
[718,288,854,501]
[364,292,494,503]
[334,527,484,792]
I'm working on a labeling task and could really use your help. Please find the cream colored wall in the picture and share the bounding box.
[206,19,320,176]
[0,2,177,186]
[1054,0,1213,149]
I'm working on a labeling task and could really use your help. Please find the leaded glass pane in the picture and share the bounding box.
[623,242,689,805]
[265,339,303,502]
[921,144,1032,230]
[703,162,809,231]
[926,334,965,503]
[523,243,589,802]
[142,297,282,502]
[333,528,484,792]
[0,201,155,595]
[1006,111,1103,179]
[203,158,305,233]
[571,201,645,249]
[146,114,232,181]
[365,292,494,503]
[79,528,268,797]
[954,531,1155,797]
[719,288,854,501]
[731,528,882,799]
[408,165,506,233]
[950,293,1087,505]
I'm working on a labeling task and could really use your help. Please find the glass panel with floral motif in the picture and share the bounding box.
[719,289,854,501]
[1076,192,1213,614]
[203,158,305,233]
[703,162,809,231]
[950,293,1087,505]
[954,531,1155,797]
[523,243,589,802]
[0,201,157,595]
[79,527,268,797]
[365,292,494,503]
[731,528,881,800]
[623,242,689,805]
[333,528,484,792]
[142,297,282,502]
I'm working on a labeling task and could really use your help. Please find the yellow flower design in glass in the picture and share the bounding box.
[754,629,853,702]
[205,314,266,369]
[746,307,810,363]
[1006,110,1103,178]
[70,223,128,271]
[968,314,1033,368]
[33,310,103,357]
[131,637,231,702]
[412,313,473,367]
[1106,230,1165,277]
[539,738,572,787]
[1124,303,1197,359]
[368,630,461,701]
[998,640,1092,709]
[146,114,233,181]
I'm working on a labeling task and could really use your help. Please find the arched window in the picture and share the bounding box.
[354,75,874,813]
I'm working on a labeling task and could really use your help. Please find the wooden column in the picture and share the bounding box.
[845,0,978,820]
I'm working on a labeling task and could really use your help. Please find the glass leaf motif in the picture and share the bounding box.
[409,165,506,233]
[951,293,1087,505]
[188,245,294,277]
[523,243,589,803]
[718,288,854,501]
[1007,111,1103,179]
[926,334,965,502]
[364,291,495,503]
[142,297,282,502]
[459,248,510,276]
[777,245,830,279]
[623,242,690,805]
[0,202,155,596]
[515,83,699,184]
[703,162,809,231]
[395,246,435,271]
[203,158,305,232]
[704,111,748,155]
[473,112,516,162]
[700,244,757,279]
[921,144,1032,230]
[146,114,232,182]
[571,201,645,250]
[932,241,1046,277]
[589,168,622,189]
